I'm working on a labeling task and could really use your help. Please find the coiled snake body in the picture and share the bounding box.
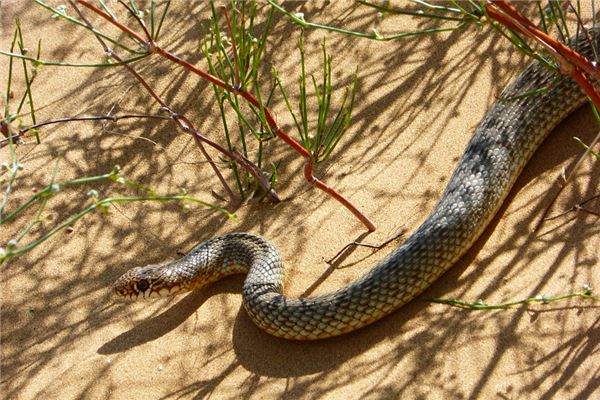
[114,35,596,340]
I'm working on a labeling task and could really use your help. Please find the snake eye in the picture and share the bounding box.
[136,279,150,292]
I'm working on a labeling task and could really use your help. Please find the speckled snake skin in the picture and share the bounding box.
[113,34,596,340]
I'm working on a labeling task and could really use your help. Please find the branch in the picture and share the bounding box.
[0,114,170,147]
[430,286,599,310]
[69,0,243,203]
[74,0,375,230]
[489,0,600,80]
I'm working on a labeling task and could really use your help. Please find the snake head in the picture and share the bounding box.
[112,264,175,300]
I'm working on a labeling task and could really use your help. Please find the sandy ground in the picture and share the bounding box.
[1,2,598,399]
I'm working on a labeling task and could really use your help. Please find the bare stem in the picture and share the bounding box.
[117,0,152,42]
[543,193,600,221]
[326,230,404,264]
[0,113,170,147]
[221,6,242,88]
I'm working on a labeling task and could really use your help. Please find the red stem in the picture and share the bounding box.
[76,0,308,154]
[485,1,600,110]
[488,1,600,80]
[76,0,147,44]
[151,46,311,158]
[75,0,375,230]
[304,162,376,231]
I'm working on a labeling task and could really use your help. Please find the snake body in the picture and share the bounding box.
[114,35,596,340]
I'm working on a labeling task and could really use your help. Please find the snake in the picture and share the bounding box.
[113,33,597,340]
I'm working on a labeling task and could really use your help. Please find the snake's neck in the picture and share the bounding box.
[173,233,280,292]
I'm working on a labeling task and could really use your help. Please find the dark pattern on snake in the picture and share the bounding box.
[113,34,597,340]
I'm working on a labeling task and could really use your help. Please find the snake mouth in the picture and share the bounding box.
[112,282,184,301]
[112,287,137,301]
[112,285,153,301]
[112,290,155,301]
[112,293,132,302]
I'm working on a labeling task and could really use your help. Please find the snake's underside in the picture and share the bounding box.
[113,34,597,340]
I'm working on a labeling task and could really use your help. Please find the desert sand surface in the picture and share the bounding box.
[1,1,598,399]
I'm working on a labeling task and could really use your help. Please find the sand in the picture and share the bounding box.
[1,2,598,399]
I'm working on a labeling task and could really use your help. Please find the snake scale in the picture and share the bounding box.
[113,33,597,340]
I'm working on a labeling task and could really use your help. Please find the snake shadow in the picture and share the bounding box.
[97,281,239,354]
